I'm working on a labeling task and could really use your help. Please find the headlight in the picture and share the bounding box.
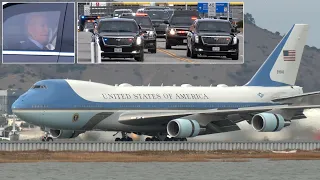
[147,31,154,36]
[169,29,176,35]
[136,36,142,45]
[232,37,238,45]
[195,35,199,43]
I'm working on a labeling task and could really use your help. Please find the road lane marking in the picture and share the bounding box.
[157,48,194,63]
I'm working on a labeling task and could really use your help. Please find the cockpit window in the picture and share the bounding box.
[32,85,47,89]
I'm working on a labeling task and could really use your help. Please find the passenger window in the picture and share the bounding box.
[3,4,63,51]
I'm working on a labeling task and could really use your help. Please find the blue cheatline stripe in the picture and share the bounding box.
[20,102,278,110]
[12,79,281,111]
[245,25,295,87]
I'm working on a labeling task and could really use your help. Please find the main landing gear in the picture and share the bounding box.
[145,136,187,141]
[114,132,133,141]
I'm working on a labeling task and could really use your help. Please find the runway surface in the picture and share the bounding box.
[77,32,244,64]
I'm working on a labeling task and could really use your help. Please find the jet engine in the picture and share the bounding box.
[251,113,291,132]
[167,119,201,138]
[49,129,84,139]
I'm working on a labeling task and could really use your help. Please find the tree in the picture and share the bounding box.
[244,13,255,25]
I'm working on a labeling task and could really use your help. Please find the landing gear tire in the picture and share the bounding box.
[164,137,187,141]
[121,137,133,141]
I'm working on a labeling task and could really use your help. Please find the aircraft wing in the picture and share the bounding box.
[118,105,320,126]
[272,91,320,103]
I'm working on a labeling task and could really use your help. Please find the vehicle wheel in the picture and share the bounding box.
[134,50,144,62]
[186,46,191,57]
[190,47,197,59]
[165,40,171,49]
[145,137,152,141]
[149,48,156,53]
[231,52,239,60]
[47,137,53,141]
[115,137,121,141]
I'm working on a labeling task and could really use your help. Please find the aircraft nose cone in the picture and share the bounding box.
[12,98,24,113]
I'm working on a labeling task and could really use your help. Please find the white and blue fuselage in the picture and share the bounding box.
[11,24,310,139]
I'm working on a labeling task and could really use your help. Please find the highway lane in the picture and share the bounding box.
[77,32,244,64]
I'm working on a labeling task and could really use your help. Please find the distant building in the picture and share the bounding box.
[0,89,25,115]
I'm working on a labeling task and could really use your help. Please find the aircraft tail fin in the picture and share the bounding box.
[245,24,309,87]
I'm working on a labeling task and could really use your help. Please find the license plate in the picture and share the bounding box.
[212,47,220,51]
[114,48,122,52]
[183,39,187,43]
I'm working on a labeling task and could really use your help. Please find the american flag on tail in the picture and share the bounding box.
[283,50,296,61]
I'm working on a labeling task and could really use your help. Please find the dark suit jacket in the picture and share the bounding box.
[20,38,45,51]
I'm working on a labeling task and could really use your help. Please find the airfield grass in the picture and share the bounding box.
[1,150,320,163]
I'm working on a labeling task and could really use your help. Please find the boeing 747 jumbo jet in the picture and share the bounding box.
[12,24,320,141]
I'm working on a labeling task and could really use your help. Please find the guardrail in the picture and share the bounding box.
[1,141,320,152]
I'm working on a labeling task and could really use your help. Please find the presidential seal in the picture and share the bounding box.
[72,113,79,122]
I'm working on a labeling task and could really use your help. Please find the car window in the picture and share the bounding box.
[3,3,65,52]
[134,17,153,27]
[60,3,75,54]
[85,22,94,28]
[144,10,171,20]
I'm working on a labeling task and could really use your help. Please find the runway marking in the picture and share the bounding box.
[157,48,194,63]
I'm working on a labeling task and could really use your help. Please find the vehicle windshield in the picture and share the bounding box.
[197,21,231,33]
[85,22,94,28]
[170,16,196,26]
[133,17,153,27]
[114,10,131,17]
[98,21,138,33]
[144,10,172,20]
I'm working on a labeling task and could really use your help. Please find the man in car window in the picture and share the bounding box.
[20,12,50,50]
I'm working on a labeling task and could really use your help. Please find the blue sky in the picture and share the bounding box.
[117,0,319,48]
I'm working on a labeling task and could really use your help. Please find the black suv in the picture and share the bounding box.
[120,13,157,53]
[187,19,239,60]
[94,18,144,62]
[164,10,199,49]
[137,8,174,37]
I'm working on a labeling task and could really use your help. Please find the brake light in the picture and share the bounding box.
[191,17,197,20]
[136,13,148,16]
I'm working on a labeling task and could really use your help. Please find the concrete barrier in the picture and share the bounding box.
[1,141,320,152]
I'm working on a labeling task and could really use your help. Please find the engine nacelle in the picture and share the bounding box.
[252,113,291,132]
[167,119,200,138]
[49,129,84,139]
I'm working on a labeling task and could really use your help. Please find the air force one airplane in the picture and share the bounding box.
[12,24,320,141]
